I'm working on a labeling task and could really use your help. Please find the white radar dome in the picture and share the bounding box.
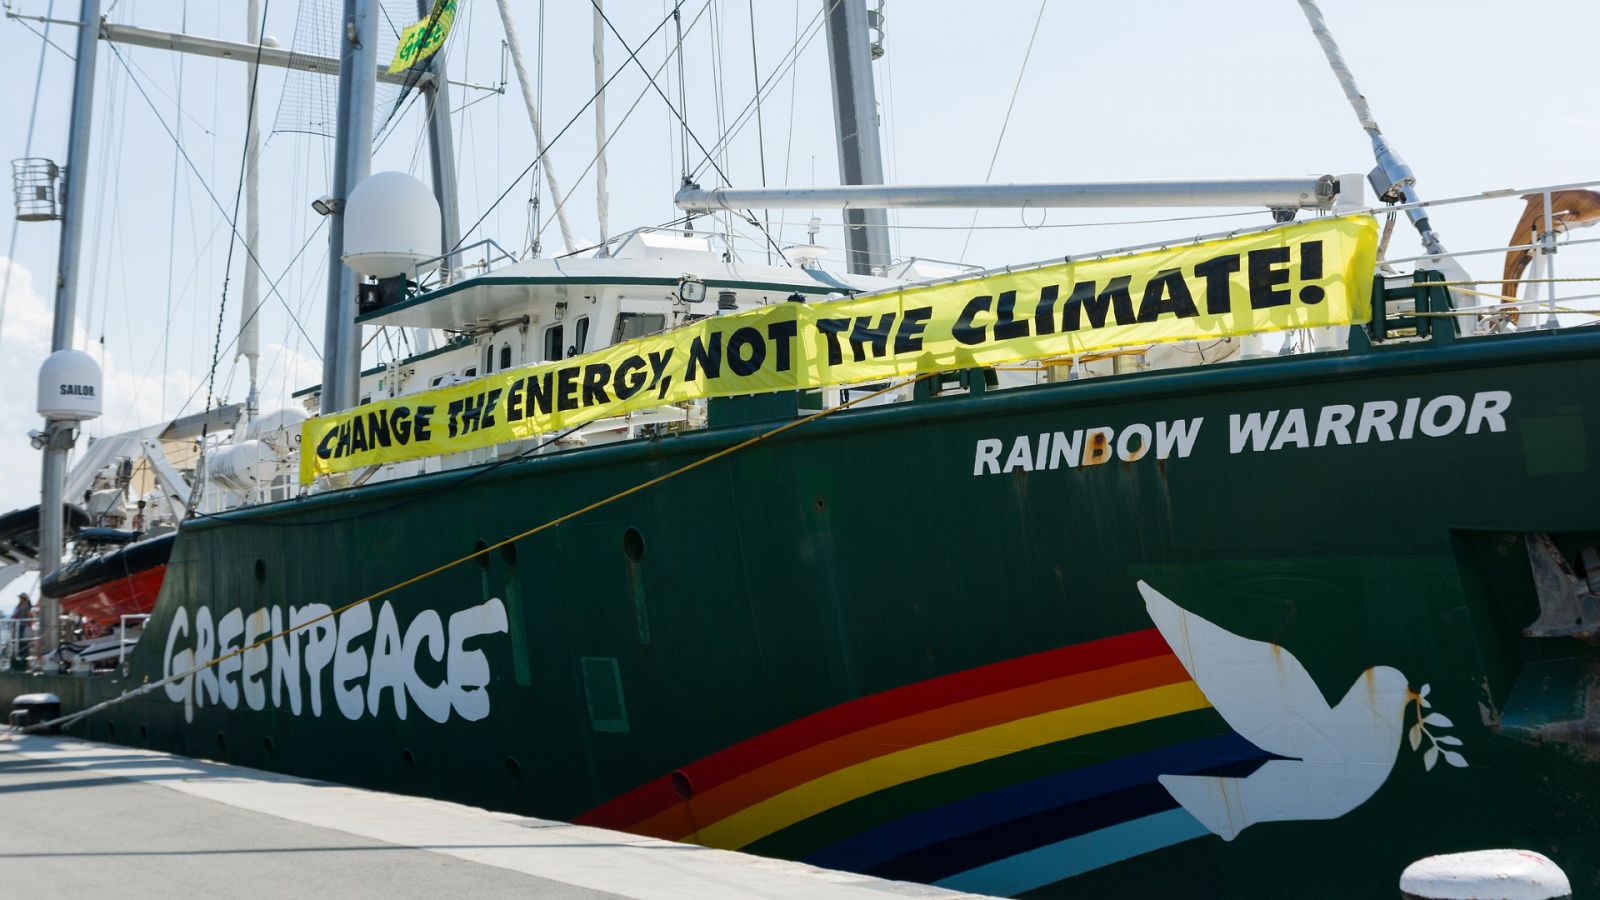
[342,171,441,279]
[37,349,102,420]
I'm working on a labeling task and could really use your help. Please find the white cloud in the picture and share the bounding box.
[254,340,323,415]
[0,258,242,513]
[0,258,52,517]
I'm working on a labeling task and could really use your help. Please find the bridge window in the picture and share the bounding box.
[612,312,666,344]
[574,316,591,355]
[544,324,564,361]
[500,344,513,370]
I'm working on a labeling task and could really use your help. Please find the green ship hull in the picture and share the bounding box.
[6,322,1599,897]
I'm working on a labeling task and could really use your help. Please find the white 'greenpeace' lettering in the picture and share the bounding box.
[162,598,508,725]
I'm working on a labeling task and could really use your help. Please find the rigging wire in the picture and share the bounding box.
[776,0,801,246]
[119,48,217,136]
[448,5,687,257]
[524,0,546,258]
[157,217,330,433]
[673,2,690,182]
[880,2,901,243]
[535,0,714,245]
[100,42,318,357]
[709,0,731,253]
[661,0,675,220]
[0,0,57,349]
[957,0,1047,262]
[162,0,190,420]
[10,17,73,61]
[194,0,273,514]
[592,0,610,246]
[588,0,790,264]
[743,0,770,262]
[83,30,131,438]
[496,0,577,252]
[689,0,835,184]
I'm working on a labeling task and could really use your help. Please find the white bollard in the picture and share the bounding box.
[1401,850,1571,900]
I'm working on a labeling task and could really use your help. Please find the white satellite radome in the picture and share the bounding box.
[37,349,102,420]
[342,171,441,279]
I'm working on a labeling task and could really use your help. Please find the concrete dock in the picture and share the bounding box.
[0,734,987,899]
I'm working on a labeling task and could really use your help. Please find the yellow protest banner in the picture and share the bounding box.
[300,215,1377,483]
[388,0,456,75]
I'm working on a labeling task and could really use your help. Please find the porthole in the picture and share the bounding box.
[622,528,645,562]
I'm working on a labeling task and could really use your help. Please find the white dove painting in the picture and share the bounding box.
[1138,580,1433,841]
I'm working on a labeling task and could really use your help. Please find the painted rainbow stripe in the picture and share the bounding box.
[579,629,1271,895]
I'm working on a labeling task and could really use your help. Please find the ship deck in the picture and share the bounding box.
[0,733,982,899]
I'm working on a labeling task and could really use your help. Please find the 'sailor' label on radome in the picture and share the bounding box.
[161,598,508,725]
[972,390,1511,476]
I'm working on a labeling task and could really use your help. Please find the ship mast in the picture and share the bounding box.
[30,0,456,623]
[319,0,379,414]
[37,0,103,657]
[823,0,891,276]
[239,0,263,420]
[417,0,460,314]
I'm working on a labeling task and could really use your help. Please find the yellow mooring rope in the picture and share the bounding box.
[19,373,936,735]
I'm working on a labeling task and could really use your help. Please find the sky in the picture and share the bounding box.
[1,0,1598,604]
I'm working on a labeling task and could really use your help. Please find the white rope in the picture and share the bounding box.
[496,0,578,253]
[592,0,610,247]
[1295,0,1379,136]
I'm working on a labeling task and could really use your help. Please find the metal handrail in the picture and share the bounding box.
[415,238,520,284]
[1380,235,1600,267]
[1355,178,1600,219]
[1369,182,1600,330]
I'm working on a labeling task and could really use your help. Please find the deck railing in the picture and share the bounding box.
[1,617,39,671]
